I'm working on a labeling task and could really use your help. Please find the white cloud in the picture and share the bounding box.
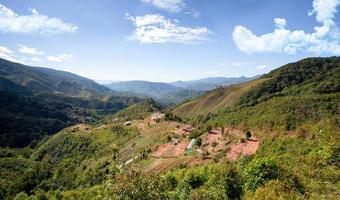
[0,45,15,61]
[141,0,185,13]
[0,45,25,64]
[233,0,340,55]
[184,9,201,18]
[126,13,211,44]
[309,0,340,23]
[17,44,44,55]
[0,4,78,34]
[47,54,73,62]
[274,18,287,29]
[256,65,267,70]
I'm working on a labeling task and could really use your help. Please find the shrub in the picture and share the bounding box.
[243,158,280,191]
[245,130,252,140]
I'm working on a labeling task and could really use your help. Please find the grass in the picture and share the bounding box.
[172,78,267,119]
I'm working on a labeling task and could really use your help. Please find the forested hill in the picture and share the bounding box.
[0,58,116,99]
[0,58,142,147]
[174,57,339,132]
[238,57,340,106]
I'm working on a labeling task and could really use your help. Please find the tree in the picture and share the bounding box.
[243,158,280,191]
[196,137,202,146]
[245,130,252,140]
[206,125,212,133]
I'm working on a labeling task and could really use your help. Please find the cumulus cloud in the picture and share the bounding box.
[0,45,15,61]
[0,4,78,34]
[233,0,340,55]
[0,45,25,63]
[126,13,211,44]
[17,44,44,55]
[47,54,73,62]
[141,0,185,13]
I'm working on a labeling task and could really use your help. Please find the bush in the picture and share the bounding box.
[243,158,280,191]
[245,130,252,140]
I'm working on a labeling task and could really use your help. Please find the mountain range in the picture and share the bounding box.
[1,57,339,199]
[105,76,258,105]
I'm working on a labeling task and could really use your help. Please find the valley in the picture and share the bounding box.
[0,57,339,199]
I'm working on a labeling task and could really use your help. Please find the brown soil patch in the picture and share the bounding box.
[152,140,189,157]
[227,140,259,161]
[147,157,212,173]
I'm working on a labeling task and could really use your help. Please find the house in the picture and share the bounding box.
[186,139,196,155]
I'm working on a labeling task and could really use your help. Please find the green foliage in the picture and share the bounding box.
[110,169,167,200]
[114,98,161,121]
[0,58,142,148]
[238,57,340,106]
[243,158,280,191]
[164,163,243,200]
[245,130,252,140]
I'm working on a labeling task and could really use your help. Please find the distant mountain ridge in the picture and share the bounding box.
[105,76,258,105]
[106,80,204,105]
[170,76,260,91]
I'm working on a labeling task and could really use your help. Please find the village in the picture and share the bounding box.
[109,112,259,172]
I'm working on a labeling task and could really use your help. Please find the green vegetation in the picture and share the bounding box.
[106,80,204,105]
[0,58,141,147]
[114,98,161,121]
[172,78,266,118]
[1,57,339,199]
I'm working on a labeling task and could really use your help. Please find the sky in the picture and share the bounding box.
[0,0,339,82]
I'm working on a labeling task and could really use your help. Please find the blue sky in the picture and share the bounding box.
[0,0,339,82]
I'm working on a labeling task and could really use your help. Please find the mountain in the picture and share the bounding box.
[0,58,114,99]
[1,57,339,200]
[106,80,203,105]
[173,57,340,131]
[0,58,141,147]
[172,78,266,118]
[170,76,259,91]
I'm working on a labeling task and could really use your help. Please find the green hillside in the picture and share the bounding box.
[114,98,162,121]
[172,78,266,118]
[0,57,339,200]
[0,58,142,147]
[0,58,114,99]
[205,57,340,132]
